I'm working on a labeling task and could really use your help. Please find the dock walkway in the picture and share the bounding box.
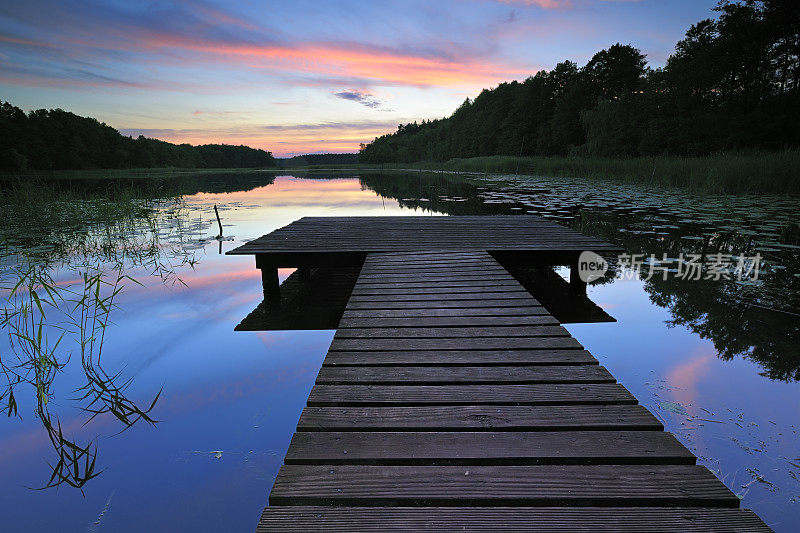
[229,217,769,531]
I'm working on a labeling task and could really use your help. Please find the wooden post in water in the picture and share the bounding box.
[260,265,281,308]
[569,260,587,296]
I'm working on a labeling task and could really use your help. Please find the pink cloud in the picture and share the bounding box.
[2,7,530,91]
[119,120,406,156]
[498,0,572,8]
[665,347,716,408]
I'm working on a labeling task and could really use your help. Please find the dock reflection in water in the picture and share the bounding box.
[0,171,798,531]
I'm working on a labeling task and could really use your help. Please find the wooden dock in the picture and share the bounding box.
[229,217,769,531]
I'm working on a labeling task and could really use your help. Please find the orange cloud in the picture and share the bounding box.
[9,30,528,92]
[45,18,527,90]
[121,120,401,156]
[140,37,527,88]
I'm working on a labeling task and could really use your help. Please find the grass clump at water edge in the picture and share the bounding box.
[382,151,800,195]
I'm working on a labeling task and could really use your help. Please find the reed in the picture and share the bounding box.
[403,151,800,195]
[0,181,193,491]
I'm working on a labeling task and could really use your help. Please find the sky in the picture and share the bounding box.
[0,0,718,157]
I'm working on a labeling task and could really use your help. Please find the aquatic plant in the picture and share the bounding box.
[1,260,161,491]
[383,151,800,195]
[0,180,199,491]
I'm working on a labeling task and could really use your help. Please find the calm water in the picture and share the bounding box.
[1,172,798,531]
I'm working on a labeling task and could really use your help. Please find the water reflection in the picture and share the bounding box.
[1,170,798,531]
[355,172,800,382]
[1,185,200,490]
[236,267,362,331]
[499,263,616,324]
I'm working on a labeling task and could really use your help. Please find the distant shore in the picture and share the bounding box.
[3,150,797,195]
[352,151,800,195]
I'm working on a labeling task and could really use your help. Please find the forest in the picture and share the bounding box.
[359,0,800,163]
[277,153,359,167]
[0,103,276,171]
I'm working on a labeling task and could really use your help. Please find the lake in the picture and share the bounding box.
[1,171,798,531]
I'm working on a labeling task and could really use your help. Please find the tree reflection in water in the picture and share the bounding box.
[359,172,800,382]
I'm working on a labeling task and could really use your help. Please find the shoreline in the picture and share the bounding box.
[2,150,798,195]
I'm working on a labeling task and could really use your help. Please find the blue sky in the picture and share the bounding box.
[0,0,718,156]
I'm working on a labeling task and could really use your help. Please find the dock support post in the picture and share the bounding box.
[298,267,311,282]
[261,266,281,308]
[569,262,587,296]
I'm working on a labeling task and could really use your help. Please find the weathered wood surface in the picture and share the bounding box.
[323,349,598,366]
[306,383,637,406]
[269,464,738,506]
[338,315,560,327]
[342,306,548,317]
[297,404,663,431]
[253,249,768,531]
[228,216,623,256]
[258,507,770,532]
[283,431,696,465]
[332,325,571,338]
[314,364,615,384]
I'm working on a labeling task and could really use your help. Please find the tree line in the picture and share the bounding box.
[0,103,276,171]
[359,0,800,163]
[277,153,359,167]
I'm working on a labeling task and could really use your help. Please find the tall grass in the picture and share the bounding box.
[2,261,160,491]
[379,150,800,195]
[0,179,194,490]
[0,166,269,181]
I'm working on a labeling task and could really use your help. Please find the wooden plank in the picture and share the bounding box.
[360,258,500,268]
[365,252,495,260]
[237,239,619,249]
[268,464,739,507]
[358,268,511,277]
[307,383,635,406]
[267,231,596,237]
[265,231,604,237]
[352,280,521,290]
[243,240,619,248]
[344,300,554,310]
[338,315,560,328]
[314,365,614,384]
[257,507,771,532]
[356,271,514,279]
[333,326,570,339]
[328,337,583,351]
[357,272,501,279]
[363,256,495,265]
[323,349,598,366]
[234,244,622,254]
[358,264,511,273]
[358,265,507,274]
[341,307,549,318]
[267,225,592,231]
[350,285,526,296]
[354,273,518,283]
[366,249,494,256]
[256,225,601,232]
[283,431,695,465]
[297,404,662,431]
[245,230,593,237]
[347,292,536,302]
[355,273,518,283]
[243,238,617,245]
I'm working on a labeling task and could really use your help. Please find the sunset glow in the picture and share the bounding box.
[0,0,716,156]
